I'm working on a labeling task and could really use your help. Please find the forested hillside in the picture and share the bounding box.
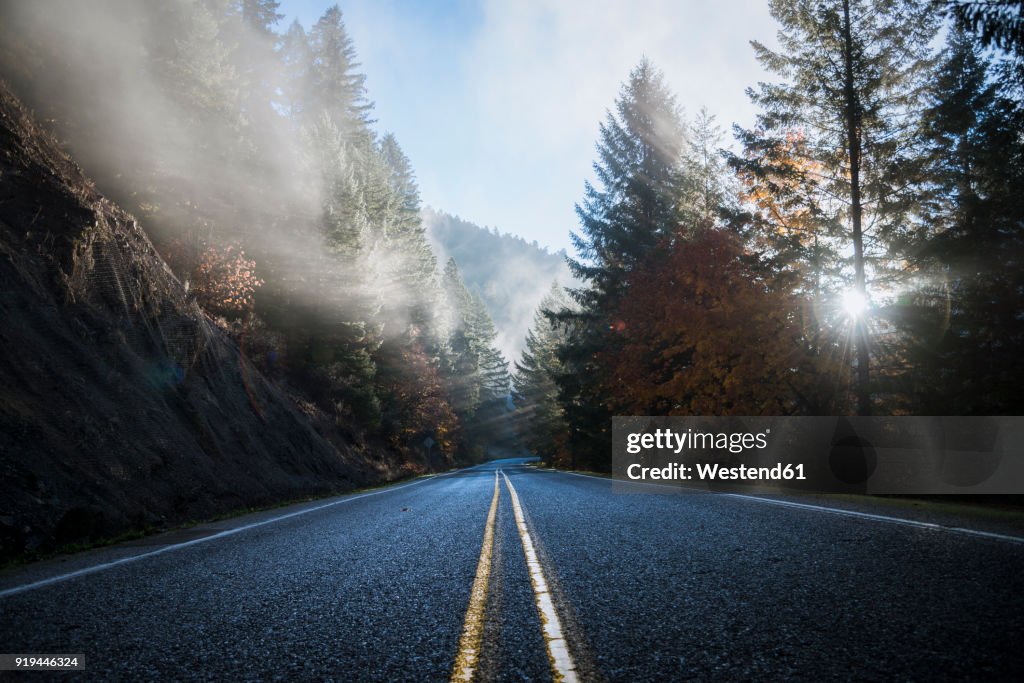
[0,81,377,560]
[512,0,1024,469]
[0,1,513,558]
[0,0,512,461]
[423,207,571,361]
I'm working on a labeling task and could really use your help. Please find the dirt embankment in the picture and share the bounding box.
[0,82,417,561]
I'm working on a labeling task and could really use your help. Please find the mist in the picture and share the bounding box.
[422,207,573,364]
[0,0,442,337]
[0,0,523,459]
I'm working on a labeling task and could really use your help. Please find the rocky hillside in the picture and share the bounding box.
[0,83,412,562]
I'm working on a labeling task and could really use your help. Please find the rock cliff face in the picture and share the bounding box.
[0,82,400,561]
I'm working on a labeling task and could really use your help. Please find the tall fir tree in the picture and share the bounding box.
[307,5,373,135]
[280,20,314,122]
[905,29,1024,413]
[377,134,439,332]
[682,107,733,225]
[513,284,571,464]
[556,59,689,469]
[440,258,483,419]
[734,0,939,415]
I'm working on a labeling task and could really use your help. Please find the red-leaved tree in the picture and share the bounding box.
[598,227,815,415]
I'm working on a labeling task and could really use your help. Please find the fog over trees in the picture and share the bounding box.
[0,0,1020,471]
[0,0,517,461]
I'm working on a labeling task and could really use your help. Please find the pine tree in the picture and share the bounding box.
[439,258,482,418]
[307,5,373,134]
[905,30,1024,412]
[157,0,243,128]
[736,0,939,415]
[555,59,689,469]
[436,258,511,457]
[682,107,733,225]
[297,111,384,427]
[377,134,439,331]
[513,284,571,463]
[568,59,687,306]
[467,293,510,402]
[942,0,1024,58]
[226,0,285,146]
[280,20,314,121]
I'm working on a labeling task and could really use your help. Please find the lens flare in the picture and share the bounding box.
[840,289,868,320]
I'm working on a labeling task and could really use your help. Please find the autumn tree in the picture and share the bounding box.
[598,226,819,416]
[191,243,265,321]
[731,131,850,412]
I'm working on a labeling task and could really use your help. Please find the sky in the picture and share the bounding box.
[278,0,779,254]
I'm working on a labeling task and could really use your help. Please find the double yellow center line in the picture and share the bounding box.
[451,471,501,681]
[451,469,578,683]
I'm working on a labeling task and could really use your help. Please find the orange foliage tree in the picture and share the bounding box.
[375,336,461,460]
[598,227,814,416]
[190,243,264,320]
[731,130,855,413]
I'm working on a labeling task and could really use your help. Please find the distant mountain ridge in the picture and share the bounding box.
[422,207,572,362]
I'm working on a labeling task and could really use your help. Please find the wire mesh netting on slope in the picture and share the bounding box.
[0,81,397,561]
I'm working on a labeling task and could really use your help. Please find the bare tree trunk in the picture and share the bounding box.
[841,0,871,416]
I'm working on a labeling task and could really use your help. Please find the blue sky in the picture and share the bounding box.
[278,1,778,253]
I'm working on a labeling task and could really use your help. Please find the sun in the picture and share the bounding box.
[841,289,868,319]
[840,289,868,320]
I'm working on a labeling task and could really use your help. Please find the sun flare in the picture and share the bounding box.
[840,289,868,320]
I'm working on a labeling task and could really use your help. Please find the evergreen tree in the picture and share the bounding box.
[734,0,939,415]
[377,134,439,331]
[555,59,689,469]
[440,258,482,418]
[437,258,510,456]
[568,59,687,305]
[467,292,510,402]
[513,284,571,463]
[156,0,243,128]
[307,5,373,134]
[942,0,1024,58]
[298,113,383,425]
[906,30,1024,412]
[280,20,314,121]
[226,0,285,145]
[682,107,733,225]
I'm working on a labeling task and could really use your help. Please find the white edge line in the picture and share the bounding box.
[541,468,1024,546]
[0,464,486,600]
[721,493,1024,545]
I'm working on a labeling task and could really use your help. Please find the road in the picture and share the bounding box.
[1,458,1022,681]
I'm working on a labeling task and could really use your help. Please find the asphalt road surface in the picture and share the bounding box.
[1,458,1022,681]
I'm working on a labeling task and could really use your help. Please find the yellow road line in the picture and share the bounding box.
[451,470,501,682]
[502,472,578,683]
